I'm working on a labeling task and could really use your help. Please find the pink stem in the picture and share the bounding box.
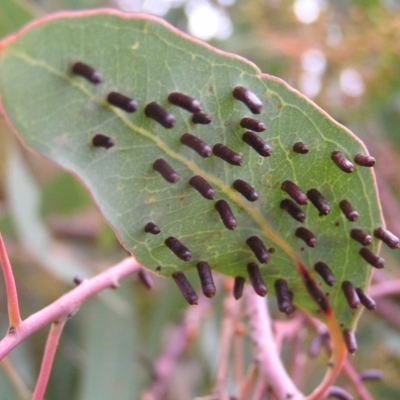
[343,359,374,400]
[1,357,31,399]
[244,290,305,400]
[0,256,142,359]
[212,289,241,400]
[369,280,400,297]
[238,365,257,400]
[32,318,67,400]
[140,301,209,400]
[0,233,22,328]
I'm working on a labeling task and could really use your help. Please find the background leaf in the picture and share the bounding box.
[0,0,39,38]
[0,10,383,329]
[4,145,91,282]
[76,286,140,400]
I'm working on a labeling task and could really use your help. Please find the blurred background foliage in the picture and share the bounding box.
[1,0,400,399]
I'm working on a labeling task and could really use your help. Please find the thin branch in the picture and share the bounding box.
[0,233,22,328]
[369,280,400,298]
[372,297,400,331]
[252,375,268,400]
[0,357,31,400]
[212,280,242,400]
[140,301,210,400]
[289,326,307,386]
[32,318,67,400]
[303,314,331,358]
[233,322,245,389]
[0,256,142,359]
[307,311,347,400]
[273,314,304,351]
[244,289,305,400]
[342,359,374,400]
[238,364,257,400]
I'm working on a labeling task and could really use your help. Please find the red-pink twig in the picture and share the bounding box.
[32,318,67,400]
[1,357,31,399]
[0,256,142,359]
[0,233,22,328]
[343,359,374,400]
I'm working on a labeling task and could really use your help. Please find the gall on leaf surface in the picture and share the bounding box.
[0,10,383,329]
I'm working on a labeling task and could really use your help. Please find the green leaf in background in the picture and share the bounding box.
[0,0,39,39]
[4,145,91,282]
[77,286,140,400]
[0,10,384,331]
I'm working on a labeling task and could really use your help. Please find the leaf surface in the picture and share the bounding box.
[0,10,383,328]
[0,0,38,38]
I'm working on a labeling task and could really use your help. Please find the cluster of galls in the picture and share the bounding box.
[72,61,399,354]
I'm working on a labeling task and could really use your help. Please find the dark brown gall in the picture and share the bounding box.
[314,262,335,286]
[240,117,265,132]
[359,370,383,381]
[92,134,115,149]
[307,189,330,215]
[192,112,212,124]
[350,229,372,246]
[295,227,317,247]
[246,236,269,263]
[343,329,357,354]
[293,142,309,154]
[73,276,84,285]
[233,277,245,299]
[328,386,354,400]
[145,102,176,128]
[275,279,294,314]
[355,287,376,310]
[342,281,360,308]
[331,151,354,173]
[144,222,160,235]
[374,227,400,249]
[196,262,216,298]
[233,179,258,202]
[232,86,263,114]
[339,200,359,222]
[189,176,215,199]
[165,237,192,261]
[172,271,198,305]
[354,153,376,167]
[359,247,385,268]
[281,181,308,205]
[280,199,305,223]
[107,92,137,112]
[213,143,242,166]
[168,92,201,113]
[72,62,103,84]
[247,262,267,296]
[181,133,212,158]
[242,131,272,157]
[138,269,154,290]
[215,200,237,230]
[153,159,179,183]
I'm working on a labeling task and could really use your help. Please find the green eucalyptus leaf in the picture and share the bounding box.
[5,145,92,282]
[78,287,139,400]
[0,10,384,328]
[0,0,39,38]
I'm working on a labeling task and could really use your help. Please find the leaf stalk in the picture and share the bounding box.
[0,232,22,329]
